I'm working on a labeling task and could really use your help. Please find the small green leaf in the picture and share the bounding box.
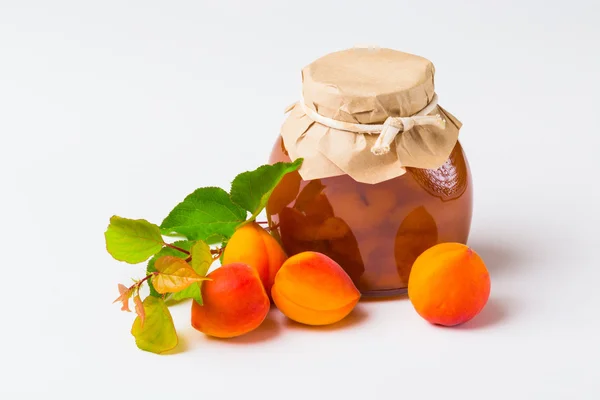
[170,282,203,305]
[131,297,178,354]
[105,216,164,264]
[230,159,303,221]
[190,240,212,277]
[160,187,247,241]
[169,240,213,305]
[147,240,192,298]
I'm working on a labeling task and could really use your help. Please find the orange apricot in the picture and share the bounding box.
[222,222,287,296]
[277,207,349,242]
[327,186,396,232]
[394,206,439,284]
[327,232,365,284]
[293,180,328,214]
[408,243,490,326]
[300,193,335,220]
[271,251,361,325]
[191,263,270,338]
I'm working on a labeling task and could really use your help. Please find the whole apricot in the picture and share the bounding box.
[408,243,490,326]
[191,263,270,338]
[222,222,287,296]
[271,251,361,325]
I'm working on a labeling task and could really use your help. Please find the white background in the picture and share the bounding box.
[1,1,599,398]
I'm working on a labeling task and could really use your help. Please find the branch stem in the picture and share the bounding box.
[211,247,224,260]
[164,242,190,255]
[137,273,156,286]
[126,272,157,294]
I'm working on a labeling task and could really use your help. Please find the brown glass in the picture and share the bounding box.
[267,136,473,297]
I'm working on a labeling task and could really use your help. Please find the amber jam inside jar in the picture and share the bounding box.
[267,136,473,297]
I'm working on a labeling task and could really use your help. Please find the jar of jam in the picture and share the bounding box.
[266,47,473,297]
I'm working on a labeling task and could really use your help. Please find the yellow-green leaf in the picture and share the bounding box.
[151,256,208,294]
[190,240,213,277]
[105,216,164,264]
[169,240,213,305]
[131,297,177,354]
[146,240,192,298]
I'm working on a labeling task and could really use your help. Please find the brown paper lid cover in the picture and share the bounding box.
[280,47,462,184]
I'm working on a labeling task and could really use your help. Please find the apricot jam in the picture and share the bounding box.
[267,136,473,297]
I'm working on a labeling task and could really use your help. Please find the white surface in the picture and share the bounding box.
[1,1,599,398]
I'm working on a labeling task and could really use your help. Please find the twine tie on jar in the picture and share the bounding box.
[288,93,446,156]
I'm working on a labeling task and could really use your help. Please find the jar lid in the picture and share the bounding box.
[302,47,435,123]
[281,47,462,184]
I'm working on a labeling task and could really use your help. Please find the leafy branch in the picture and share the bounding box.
[105,159,303,354]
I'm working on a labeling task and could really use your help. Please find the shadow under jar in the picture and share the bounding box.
[267,137,473,297]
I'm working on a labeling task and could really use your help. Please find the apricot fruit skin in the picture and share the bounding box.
[408,243,490,326]
[222,222,287,296]
[271,251,361,325]
[191,263,270,338]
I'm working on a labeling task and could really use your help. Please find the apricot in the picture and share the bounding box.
[327,232,365,283]
[191,263,270,338]
[408,243,490,326]
[266,170,301,215]
[280,207,350,241]
[222,222,287,296]
[327,185,396,232]
[300,193,335,219]
[394,206,439,284]
[271,251,361,325]
[293,180,327,213]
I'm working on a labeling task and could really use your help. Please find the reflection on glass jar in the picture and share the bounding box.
[267,136,473,297]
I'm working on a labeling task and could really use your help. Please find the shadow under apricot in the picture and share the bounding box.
[439,298,508,330]
[282,305,369,332]
[204,310,282,345]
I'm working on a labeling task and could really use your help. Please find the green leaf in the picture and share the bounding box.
[190,240,213,277]
[170,240,213,305]
[171,282,203,305]
[218,239,228,264]
[204,233,228,246]
[105,216,164,264]
[131,297,178,354]
[230,159,303,221]
[147,240,192,298]
[160,187,247,241]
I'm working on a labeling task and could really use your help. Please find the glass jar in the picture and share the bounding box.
[267,136,473,297]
